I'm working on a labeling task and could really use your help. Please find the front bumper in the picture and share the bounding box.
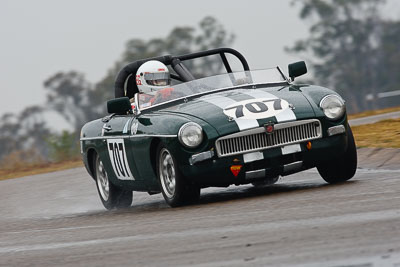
[180,131,348,187]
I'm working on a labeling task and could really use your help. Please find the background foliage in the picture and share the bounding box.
[0,16,234,165]
[288,0,400,112]
[0,2,399,168]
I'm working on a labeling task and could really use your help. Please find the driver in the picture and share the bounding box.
[135,60,173,108]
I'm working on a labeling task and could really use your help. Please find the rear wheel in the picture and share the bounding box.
[317,126,357,184]
[156,144,200,207]
[93,153,132,210]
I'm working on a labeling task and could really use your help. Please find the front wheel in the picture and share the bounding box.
[156,145,200,207]
[94,153,132,210]
[317,126,357,184]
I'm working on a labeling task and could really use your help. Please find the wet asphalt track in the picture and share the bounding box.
[1,148,400,266]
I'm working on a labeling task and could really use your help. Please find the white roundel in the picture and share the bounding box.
[223,98,290,120]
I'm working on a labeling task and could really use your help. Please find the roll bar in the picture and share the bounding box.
[114,48,250,98]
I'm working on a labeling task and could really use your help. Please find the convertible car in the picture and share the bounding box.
[80,48,357,209]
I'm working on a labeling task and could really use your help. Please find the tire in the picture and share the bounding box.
[93,153,132,210]
[317,125,357,184]
[183,184,201,204]
[252,176,280,188]
[156,144,200,207]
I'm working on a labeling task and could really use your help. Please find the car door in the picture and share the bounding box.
[102,115,142,183]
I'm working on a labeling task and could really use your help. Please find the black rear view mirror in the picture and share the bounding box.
[107,97,132,114]
[288,61,307,81]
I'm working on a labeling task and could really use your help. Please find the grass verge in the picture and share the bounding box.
[348,106,400,120]
[0,160,83,181]
[352,118,400,148]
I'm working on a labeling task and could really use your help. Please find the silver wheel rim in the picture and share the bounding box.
[96,156,110,201]
[159,148,176,198]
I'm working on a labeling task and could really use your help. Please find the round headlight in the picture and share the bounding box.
[178,122,203,148]
[320,94,345,120]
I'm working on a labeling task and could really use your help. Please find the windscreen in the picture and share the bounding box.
[138,68,288,110]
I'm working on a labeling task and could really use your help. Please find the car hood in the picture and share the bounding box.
[158,85,317,136]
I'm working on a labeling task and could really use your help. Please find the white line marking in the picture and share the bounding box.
[349,111,400,126]
[378,89,400,98]
[1,209,399,254]
[4,224,129,235]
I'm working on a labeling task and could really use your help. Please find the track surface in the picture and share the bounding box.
[349,111,400,126]
[1,149,400,266]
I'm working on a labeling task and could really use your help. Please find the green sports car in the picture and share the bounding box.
[80,48,357,209]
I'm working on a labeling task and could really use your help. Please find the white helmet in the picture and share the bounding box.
[136,60,170,95]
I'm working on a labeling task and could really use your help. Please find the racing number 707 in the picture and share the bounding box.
[225,99,283,118]
[106,139,134,180]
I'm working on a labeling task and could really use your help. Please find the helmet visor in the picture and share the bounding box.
[144,72,170,86]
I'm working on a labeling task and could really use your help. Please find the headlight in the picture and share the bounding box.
[178,122,203,148]
[320,95,345,120]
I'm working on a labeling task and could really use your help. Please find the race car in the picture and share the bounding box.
[80,48,357,209]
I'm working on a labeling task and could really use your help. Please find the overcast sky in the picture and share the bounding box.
[0,0,398,129]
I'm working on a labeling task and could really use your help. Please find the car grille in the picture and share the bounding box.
[215,119,322,157]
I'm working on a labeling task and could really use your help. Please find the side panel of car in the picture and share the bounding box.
[81,139,107,179]
[128,135,159,190]
[81,117,148,192]
[104,116,149,191]
[128,113,193,192]
[102,116,138,178]
[125,111,221,192]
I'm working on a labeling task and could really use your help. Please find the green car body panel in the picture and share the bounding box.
[81,83,350,193]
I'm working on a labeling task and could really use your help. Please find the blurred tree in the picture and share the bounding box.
[0,113,20,161]
[43,71,99,132]
[47,130,80,162]
[95,16,235,109]
[376,20,400,108]
[0,16,235,165]
[46,16,234,134]
[18,106,52,158]
[288,0,400,113]
[0,106,50,163]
